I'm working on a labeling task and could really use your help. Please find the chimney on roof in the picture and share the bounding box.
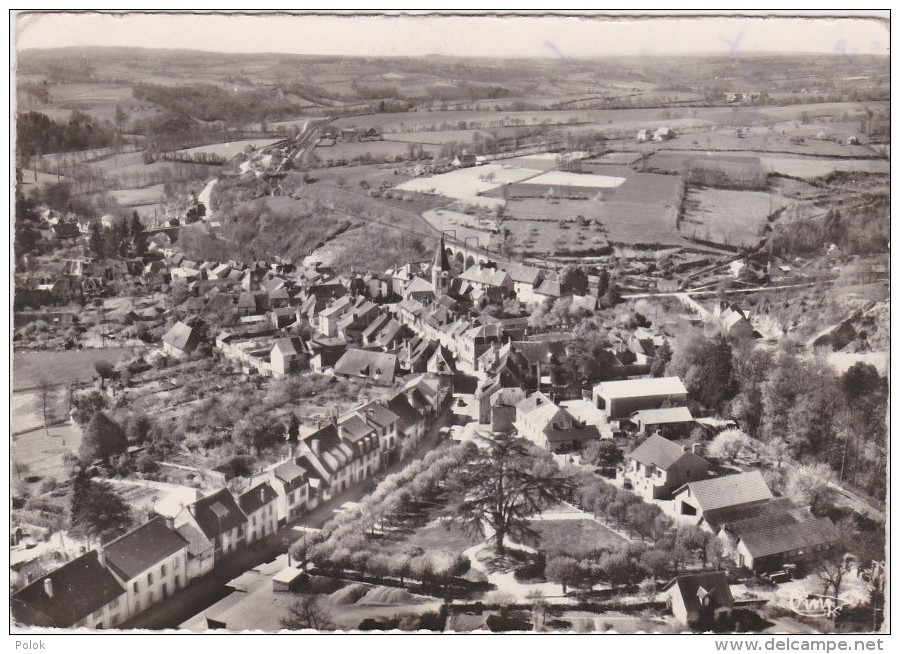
[97,547,106,568]
[44,578,53,598]
[682,444,688,453]
[164,515,175,531]
[692,443,703,455]
[260,486,266,502]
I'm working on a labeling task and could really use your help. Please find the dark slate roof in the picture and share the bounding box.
[703,497,800,532]
[357,401,400,429]
[662,571,734,615]
[273,457,310,492]
[676,471,773,513]
[386,393,423,431]
[103,517,189,581]
[188,488,247,540]
[501,263,542,285]
[238,483,279,515]
[339,414,376,444]
[11,551,125,628]
[738,517,840,559]
[162,321,201,352]
[627,434,696,470]
[512,340,568,366]
[333,349,397,383]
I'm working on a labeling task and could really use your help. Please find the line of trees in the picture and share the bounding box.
[295,443,477,588]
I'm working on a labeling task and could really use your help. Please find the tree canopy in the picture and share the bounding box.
[448,437,572,555]
[68,470,134,544]
[79,411,127,463]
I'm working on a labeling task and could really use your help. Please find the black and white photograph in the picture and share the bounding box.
[8,9,890,640]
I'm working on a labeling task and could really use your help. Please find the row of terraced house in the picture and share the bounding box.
[10,374,451,630]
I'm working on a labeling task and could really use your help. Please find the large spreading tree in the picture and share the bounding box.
[68,469,134,544]
[449,437,572,556]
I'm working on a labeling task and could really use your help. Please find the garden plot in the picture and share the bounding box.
[395,163,542,208]
[680,188,777,248]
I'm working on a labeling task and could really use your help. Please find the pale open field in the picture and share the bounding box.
[518,170,626,189]
[396,163,542,207]
[178,139,281,159]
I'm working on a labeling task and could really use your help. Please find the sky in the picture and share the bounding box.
[15,11,890,59]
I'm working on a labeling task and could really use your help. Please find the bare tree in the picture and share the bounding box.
[280,594,335,631]
[38,378,53,437]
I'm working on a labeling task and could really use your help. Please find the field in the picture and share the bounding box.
[17,169,70,189]
[395,163,542,208]
[109,184,167,207]
[517,170,626,190]
[177,139,281,159]
[503,216,609,256]
[12,347,132,391]
[760,157,890,178]
[388,129,489,145]
[11,422,83,486]
[526,518,627,558]
[314,140,441,162]
[680,188,776,248]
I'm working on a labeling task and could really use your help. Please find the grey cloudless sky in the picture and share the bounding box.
[15,12,890,58]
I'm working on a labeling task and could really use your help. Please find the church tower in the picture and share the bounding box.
[432,234,452,297]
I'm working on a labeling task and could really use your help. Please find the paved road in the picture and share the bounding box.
[120,405,454,630]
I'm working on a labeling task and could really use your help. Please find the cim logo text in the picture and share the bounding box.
[781,593,849,619]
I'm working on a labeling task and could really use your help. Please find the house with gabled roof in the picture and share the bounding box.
[347,400,401,465]
[100,517,189,618]
[318,295,353,337]
[237,483,279,544]
[402,275,436,303]
[458,322,503,371]
[162,321,202,358]
[333,349,398,385]
[623,433,710,501]
[727,513,839,573]
[500,263,545,303]
[251,443,311,525]
[514,392,600,453]
[270,336,307,376]
[458,263,513,304]
[386,392,426,453]
[426,343,457,376]
[672,475,840,572]
[490,386,527,432]
[173,489,247,578]
[302,420,380,499]
[662,571,734,630]
[671,470,773,521]
[11,551,127,629]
